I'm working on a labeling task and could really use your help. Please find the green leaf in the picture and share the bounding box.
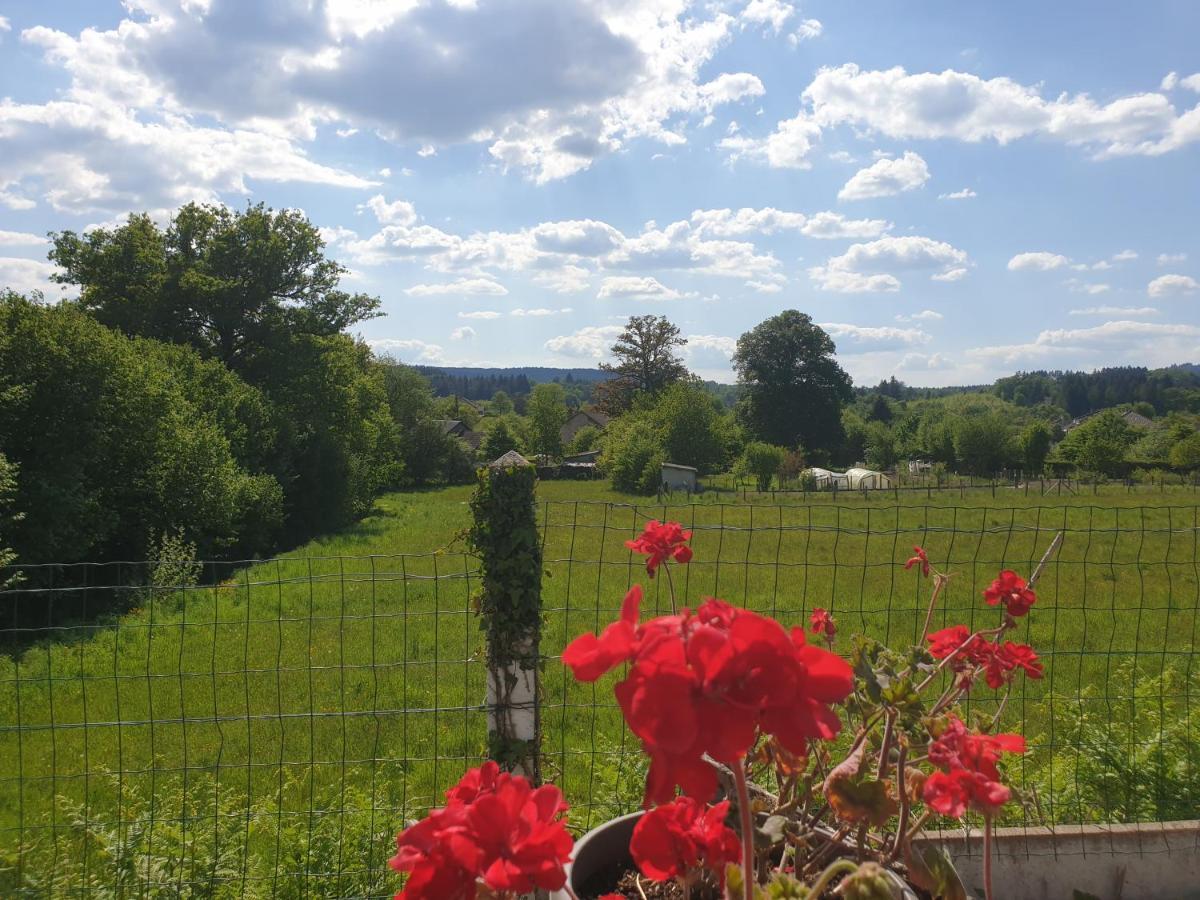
[904,842,968,900]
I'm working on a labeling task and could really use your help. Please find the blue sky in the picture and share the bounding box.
[1,0,1198,386]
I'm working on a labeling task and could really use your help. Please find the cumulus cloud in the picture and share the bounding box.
[1148,274,1200,297]
[1065,279,1111,294]
[741,0,794,35]
[788,18,823,45]
[544,324,623,359]
[720,112,822,168]
[361,194,417,226]
[810,235,968,292]
[896,309,943,322]
[690,207,890,240]
[404,277,509,296]
[458,310,503,320]
[938,188,976,200]
[1008,251,1070,271]
[12,0,768,189]
[450,326,475,341]
[0,230,47,246]
[686,334,738,356]
[820,322,931,352]
[367,337,444,363]
[1111,249,1138,262]
[597,275,689,300]
[1069,306,1158,317]
[0,256,60,295]
[1157,252,1187,265]
[931,267,968,282]
[801,63,1200,158]
[511,307,572,316]
[837,151,930,200]
[967,320,1200,366]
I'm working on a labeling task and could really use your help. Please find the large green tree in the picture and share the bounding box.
[595,315,688,415]
[526,382,568,458]
[0,291,283,565]
[0,452,21,589]
[733,311,853,455]
[51,203,382,372]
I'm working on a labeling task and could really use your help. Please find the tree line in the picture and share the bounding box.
[0,204,480,621]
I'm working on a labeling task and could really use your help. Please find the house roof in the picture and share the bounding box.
[570,408,611,427]
[662,462,698,472]
[437,419,465,434]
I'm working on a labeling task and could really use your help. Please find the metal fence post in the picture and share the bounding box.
[469,450,543,781]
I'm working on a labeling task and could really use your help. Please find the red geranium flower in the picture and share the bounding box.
[922,716,1024,818]
[626,520,694,577]
[984,570,1037,617]
[927,625,991,672]
[810,607,836,638]
[629,797,741,886]
[564,588,853,806]
[982,641,1044,689]
[390,764,574,899]
[905,546,931,577]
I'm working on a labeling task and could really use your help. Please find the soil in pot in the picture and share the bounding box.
[576,862,721,899]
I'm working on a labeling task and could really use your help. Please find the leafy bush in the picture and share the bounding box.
[601,420,665,495]
[1030,662,1200,823]
[738,441,786,491]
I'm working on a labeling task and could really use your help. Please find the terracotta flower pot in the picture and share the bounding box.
[551,811,921,900]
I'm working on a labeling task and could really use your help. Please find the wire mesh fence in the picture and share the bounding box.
[1,499,1198,895]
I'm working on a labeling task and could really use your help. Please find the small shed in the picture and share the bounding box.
[661,462,698,492]
[845,467,893,490]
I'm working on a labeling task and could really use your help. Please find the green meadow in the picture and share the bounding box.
[2,480,1199,894]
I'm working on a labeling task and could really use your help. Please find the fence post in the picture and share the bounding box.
[469,450,542,781]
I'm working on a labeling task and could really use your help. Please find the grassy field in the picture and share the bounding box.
[2,480,1199,894]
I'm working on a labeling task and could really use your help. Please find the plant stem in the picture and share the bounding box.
[808,859,858,897]
[983,815,995,900]
[662,560,678,614]
[887,744,909,862]
[919,572,949,642]
[732,762,755,900]
[1027,531,1063,589]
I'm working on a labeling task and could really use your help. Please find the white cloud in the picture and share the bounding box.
[1007,251,1070,271]
[720,112,822,169]
[1183,74,1200,93]
[896,309,943,322]
[1162,72,1179,91]
[1111,249,1138,262]
[1065,279,1111,294]
[597,275,689,300]
[686,334,738,356]
[690,207,806,237]
[0,16,10,34]
[404,277,508,297]
[0,230,47,246]
[0,256,60,295]
[532,264,591,293]
[938,188,976,200]
[820,322,931,352]
[450,326,475,341]
[838,151,929,200]
[361,194,417,226]
[899,352,952,371]
[1148,274,1200,297]
[1069,306,1158,317]
[458,310,503,320]
[931,267,968,282]
[544,324,623,359]
[1157,252,1187,265]
[788,19,823,45]
[746,279,783,293]
[336,127,359,138]
[967,320,1200,366]
[800,63,1200,158]
[367,338,445,363]
[810,235,968,292]
[742,0,794,35]
[0,190,36,210]
[799,211,892,239]
[532,219,624,255]
[511,307,572,316]
[14,0,768,186]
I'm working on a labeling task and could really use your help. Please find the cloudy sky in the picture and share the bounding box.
[1,0,1198,385]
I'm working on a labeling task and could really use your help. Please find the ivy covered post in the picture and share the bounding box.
[468,450,543,781]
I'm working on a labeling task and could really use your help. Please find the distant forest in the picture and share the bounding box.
[419,363,1200,420]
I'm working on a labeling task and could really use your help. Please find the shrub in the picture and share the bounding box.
[738,441,786,491]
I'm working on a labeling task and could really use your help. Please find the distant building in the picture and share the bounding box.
[438,419,483,451]
[661,462,698,492]
[845,467,893,490]
[1064,409,1155,433]
[560,449,601,479]
[908,459,933,475]
[560,408,611,445]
